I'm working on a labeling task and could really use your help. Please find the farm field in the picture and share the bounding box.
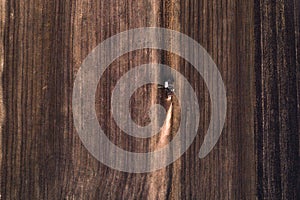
[0,0,299,199]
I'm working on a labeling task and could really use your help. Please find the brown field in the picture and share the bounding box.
[0,0,299,199]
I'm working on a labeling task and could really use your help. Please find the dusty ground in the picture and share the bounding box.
[1,0,299,199]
